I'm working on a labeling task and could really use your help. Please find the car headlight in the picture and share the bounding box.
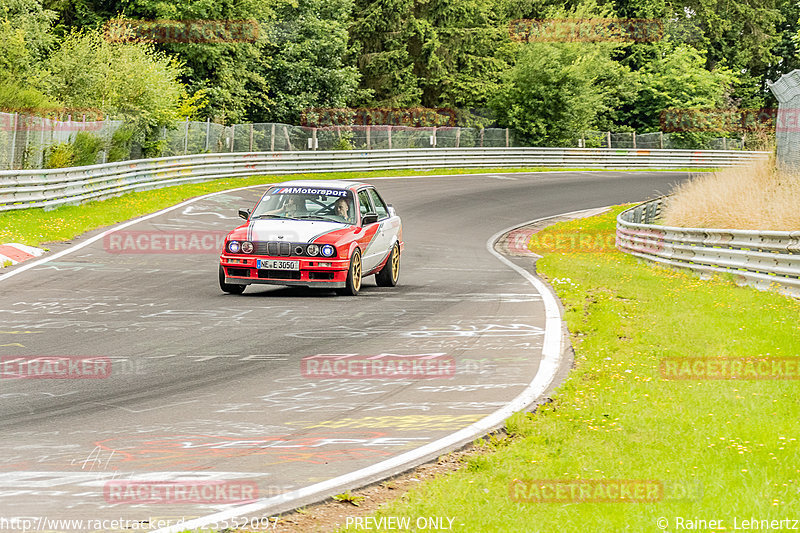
[321,244,335,257]
[306,244,319,256]
[228,241,241,253]
[241,241,254,254]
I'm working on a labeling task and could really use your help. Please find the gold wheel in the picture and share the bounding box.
[376,244,400,287]
[390,245,399,281]
[352,252,362,292]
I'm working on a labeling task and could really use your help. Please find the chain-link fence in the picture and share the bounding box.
[0,110,752,170]
[0,112,123,169]
[576,130,745,150]
[160,122,516,154]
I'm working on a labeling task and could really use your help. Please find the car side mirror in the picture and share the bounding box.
[361,213,379,225]
[239,208,251,220]
[387,204,396,217]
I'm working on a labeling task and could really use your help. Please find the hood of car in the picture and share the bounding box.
[230,219,347,243]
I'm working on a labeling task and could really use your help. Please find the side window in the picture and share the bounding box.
[368,189,389,220]
[357,189,372,218]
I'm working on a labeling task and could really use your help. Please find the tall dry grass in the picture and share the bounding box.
[661,158,800,230]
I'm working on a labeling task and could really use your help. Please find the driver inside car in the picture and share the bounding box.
[334,197,354,224]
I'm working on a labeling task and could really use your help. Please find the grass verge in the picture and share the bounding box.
[0,167,711,248]
[337,206,800,532]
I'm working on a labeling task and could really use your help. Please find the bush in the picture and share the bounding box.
[71,132,103,166]
[43,132,104,168]
[44,142,74,168]
[108,126,135,162]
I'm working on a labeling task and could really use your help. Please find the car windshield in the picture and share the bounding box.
[251,186,356,224]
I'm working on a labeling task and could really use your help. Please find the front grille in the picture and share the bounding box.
[258,269,301,280]
[226,267,251,277]
[255,241,306,257]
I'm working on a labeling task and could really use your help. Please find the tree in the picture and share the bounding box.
[0,0,61,110]
[490,41,632,145]
[349,0,518,112]
[630,44,737,132]
[259,0,362,124]
[45,29,185,126]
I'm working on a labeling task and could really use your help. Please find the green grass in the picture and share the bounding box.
[0,167,710,247]
[339,207,800,532]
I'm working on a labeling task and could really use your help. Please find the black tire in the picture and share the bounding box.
[219,265,246,294]
[375,243,400,287]
[336,249,362,296]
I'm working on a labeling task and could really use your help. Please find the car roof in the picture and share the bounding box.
[271,180,368,190]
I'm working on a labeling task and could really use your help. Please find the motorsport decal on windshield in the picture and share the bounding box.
[274,187,349,196]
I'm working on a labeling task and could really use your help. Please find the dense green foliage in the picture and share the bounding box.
[1,0,796,146]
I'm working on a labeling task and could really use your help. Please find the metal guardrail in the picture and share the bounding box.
[617,198,800,298]
[0,147,769,212]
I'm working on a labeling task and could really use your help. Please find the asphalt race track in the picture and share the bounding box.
[0,171,687,532]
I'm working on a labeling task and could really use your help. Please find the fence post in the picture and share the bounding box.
[632,131,636,149]
[205,117,211,151]
[723,137,728,150]
[659,131,664,149]
[39,119,45,168]
[283,125,292,150]
[367,125,371,150]
[271,123,276,151]
[184,117,189,155]
[250,123,254,151]
[230,124,236,152]
[388,126,392,149]
[10,113,18,169]
[607,131,611,148]
[480,128,484,147]
[455,127,460,148]
[312,127,317,150]
[505,128,509,147]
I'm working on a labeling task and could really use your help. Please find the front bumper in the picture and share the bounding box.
[220,254,349,288]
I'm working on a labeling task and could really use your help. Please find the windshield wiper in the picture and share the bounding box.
[252,214,302,220]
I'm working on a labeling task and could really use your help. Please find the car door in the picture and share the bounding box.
[356,188,382,273]
[365,187,398,271]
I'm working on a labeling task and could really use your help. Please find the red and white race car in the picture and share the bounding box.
[219,180,403,296]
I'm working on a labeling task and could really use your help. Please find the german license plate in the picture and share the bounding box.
[257,259,299,270]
